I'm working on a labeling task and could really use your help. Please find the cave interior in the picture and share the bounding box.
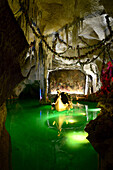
[1,0,113,169]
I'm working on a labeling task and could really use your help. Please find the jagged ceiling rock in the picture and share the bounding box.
[8,0,104,35]
[53,13,113,64]
[79,14,113,41]
[37,0,103,34]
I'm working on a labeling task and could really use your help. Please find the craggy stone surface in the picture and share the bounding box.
[0,103,11,170]
[85,102,113,170]
[0,126,12,170]
[0,1,28,170]
[0,0,28,106]
[8,0,103,35]
[0,103,7,137]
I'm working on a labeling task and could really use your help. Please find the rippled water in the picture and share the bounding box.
[6,99,100,170]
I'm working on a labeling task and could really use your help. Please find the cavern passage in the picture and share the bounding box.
[1,0,113,169]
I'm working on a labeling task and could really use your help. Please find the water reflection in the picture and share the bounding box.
[6,100,100,170]
[47,102,100,139]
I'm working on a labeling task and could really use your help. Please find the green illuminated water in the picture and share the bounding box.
[6,100,99,170]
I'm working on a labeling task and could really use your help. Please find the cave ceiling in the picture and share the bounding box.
[8,0,105,35]
[8,0,113,75]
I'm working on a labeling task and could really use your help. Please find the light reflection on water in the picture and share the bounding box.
[46,102,100,137]
[6,100,100,170]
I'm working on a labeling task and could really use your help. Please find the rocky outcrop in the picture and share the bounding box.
[0,103,11,170]
[0,1,28,169]
[85,100,113,170]
[0,103,7,138]
[0,0,28,106]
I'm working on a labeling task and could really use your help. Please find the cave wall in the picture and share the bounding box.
[0,103,7,137]
[0,0,28,106]
[0,1,28,169]
[0,103,11,170]
[48,69,85,94]
[85,101,113,170]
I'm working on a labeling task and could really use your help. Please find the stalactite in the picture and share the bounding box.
[65,25,68,48]
[28,26,29,42]
[74,0,78,10]
[50,52,52,70]
[60,29,64,41]
[38,41,44,75]
[78,18,81,33]
[32,7,33,18]
[36,8,37,26]
[76,18,79,37]
[80,18,83,31]
[38,42,41,81]
[34,5,39,25]
[23,0,26,7]
[79,20,81,33]
[24,16,26,36]
[105,15,112,35]
[27,0,30,11]
[24,0,29,37]
[38,41,45,99]
[72,23,78,47]
[22,13,24,28]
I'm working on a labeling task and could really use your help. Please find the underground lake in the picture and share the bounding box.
[5,99,100,170]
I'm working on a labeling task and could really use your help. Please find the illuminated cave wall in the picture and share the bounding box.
[48,70,86,94]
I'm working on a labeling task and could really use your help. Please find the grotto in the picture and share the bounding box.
[1,0,113,169]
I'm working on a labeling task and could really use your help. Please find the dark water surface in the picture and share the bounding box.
[6,100,100,170]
